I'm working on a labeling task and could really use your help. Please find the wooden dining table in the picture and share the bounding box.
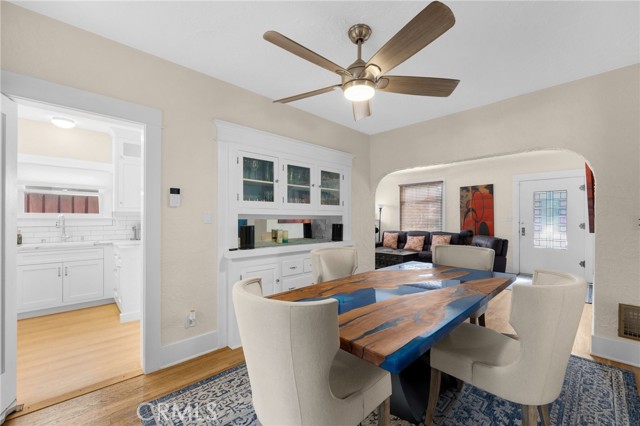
[271,261,516,423]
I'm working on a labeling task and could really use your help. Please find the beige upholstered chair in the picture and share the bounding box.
[432,244,495,326]
[425,270,587,426]
[310,247,358,283]
[232,277,391,426]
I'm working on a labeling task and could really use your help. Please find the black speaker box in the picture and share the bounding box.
[239,225,255,249]
[331,223,343,242]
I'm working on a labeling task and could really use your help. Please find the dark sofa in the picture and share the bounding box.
[470,235,509,273]
[376,230,508,272]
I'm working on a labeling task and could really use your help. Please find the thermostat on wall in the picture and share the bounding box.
[169,188,181,207]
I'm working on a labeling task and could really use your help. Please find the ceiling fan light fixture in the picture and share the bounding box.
[51,117,76,129]
[343,80,375,102]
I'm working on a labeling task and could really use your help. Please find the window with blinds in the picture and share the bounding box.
[400,181,444,231]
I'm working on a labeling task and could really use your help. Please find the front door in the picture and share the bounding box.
[519,175,587,278]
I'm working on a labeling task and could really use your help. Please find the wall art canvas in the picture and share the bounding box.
[585,163,595,233]
[460,184,494,236]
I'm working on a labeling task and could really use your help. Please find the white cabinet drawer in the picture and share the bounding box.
[282,273,313,292]
[282,259,304,276]
[303,258,312,273]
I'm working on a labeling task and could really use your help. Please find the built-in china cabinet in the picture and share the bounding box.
[216,121,353,348]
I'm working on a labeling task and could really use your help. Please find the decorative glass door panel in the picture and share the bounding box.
[241,154,276,205]
[286,164,311,207]
[320,169,341,208]
[533,190,568,249]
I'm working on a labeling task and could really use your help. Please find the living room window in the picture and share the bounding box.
[400,181,444,231]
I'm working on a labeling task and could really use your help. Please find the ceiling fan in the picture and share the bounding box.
[264,1,459,121]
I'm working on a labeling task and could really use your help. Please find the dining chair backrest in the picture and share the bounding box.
[432,244,495,271]
[233,277,341,424]
[489,270,586,404]
[426,269,587,425]
[310,247,358,283]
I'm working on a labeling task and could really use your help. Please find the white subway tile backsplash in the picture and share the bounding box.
[19,213,142,244]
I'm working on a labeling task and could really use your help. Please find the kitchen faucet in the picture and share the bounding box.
[57,214,70,242]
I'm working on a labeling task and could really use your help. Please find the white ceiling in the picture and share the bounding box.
[13,1,640,135]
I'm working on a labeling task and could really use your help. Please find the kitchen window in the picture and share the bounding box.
[23,186,101,214]
[400,181,444,231]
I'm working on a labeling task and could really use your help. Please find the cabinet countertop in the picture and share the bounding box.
[225,239,352,260]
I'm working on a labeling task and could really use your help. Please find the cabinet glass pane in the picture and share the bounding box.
[243,157,274,202]
[320,170,340,206]
[287,165,311,205]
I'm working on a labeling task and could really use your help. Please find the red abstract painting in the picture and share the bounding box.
[460,184,494,236]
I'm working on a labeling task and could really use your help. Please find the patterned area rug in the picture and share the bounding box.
[138,355,639,425]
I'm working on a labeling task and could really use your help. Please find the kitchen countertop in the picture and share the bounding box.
[17,240,141,252]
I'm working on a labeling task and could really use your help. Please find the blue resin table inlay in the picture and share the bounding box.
[272,261,516,373]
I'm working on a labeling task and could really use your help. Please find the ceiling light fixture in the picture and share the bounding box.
[343,80,375,102]
[51,117,76,129]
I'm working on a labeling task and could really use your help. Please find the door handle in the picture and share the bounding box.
[65,266,68,276]
[521,227,526,236]
[58,267,62,277]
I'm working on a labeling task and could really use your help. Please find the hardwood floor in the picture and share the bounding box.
[6,291,639,426]
[14,304,142,416]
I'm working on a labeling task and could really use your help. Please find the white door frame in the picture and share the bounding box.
[1,94,18,421]
[512,168,592,277]
[1,72,164,373]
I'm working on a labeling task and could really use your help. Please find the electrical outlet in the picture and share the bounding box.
[185,310,197,328]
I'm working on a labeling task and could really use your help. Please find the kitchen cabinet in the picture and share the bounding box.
[17,248,104,314]
[318,166,345,211]
[112,128,142,213]
[238,152,278,208]
[112,242,142,322]
[282,159,314,211]
[239,263,280,297]
[226,250,318,348]
[234,151,348,214]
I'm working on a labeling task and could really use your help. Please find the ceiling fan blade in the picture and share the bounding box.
[352,100,371,121]
[366,1,455,76]
[264,31,348,75]
[274,85,340,104]
[377,76,459,97]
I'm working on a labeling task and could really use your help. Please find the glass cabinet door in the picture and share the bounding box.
[241,154,276,205]
[285,163,312,209]
[319,168,342,209]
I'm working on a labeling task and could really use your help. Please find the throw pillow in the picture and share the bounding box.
[383,232,399,249]
[404,236,425,251]
[431,234,452,246]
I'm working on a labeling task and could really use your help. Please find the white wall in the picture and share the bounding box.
[371,65,640,363]
[0,3,371,346]
[375,150,585,272]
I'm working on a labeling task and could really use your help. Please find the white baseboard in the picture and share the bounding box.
[159,331,220,369]
[120,311,141,323]
[17,298,114,319]
[591,335,640,367]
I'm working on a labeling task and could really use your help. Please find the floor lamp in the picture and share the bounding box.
[377,204,384,243]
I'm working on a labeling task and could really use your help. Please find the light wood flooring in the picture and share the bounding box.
[6,291,639,426]
[14,304,142,416]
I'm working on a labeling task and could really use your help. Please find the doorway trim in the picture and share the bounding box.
[1,71,163,373]
[511,168,588,276]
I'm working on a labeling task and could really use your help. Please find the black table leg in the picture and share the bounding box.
[389,352,457,424]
